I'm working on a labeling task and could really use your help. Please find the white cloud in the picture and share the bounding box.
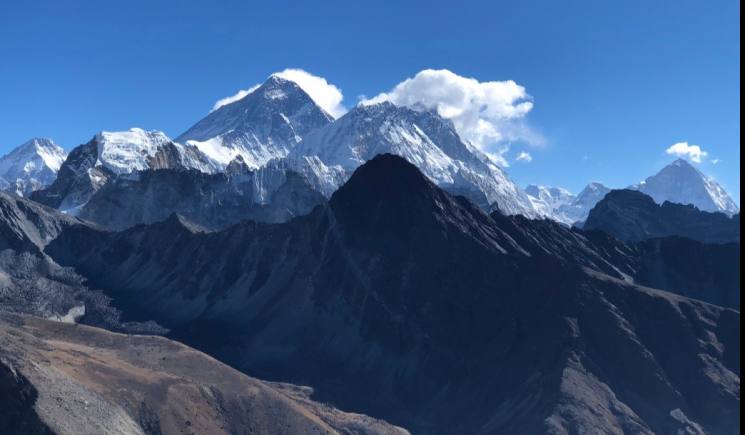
[711,158,721,165]
[211,84,261,112]
[211,69,347,118]
[516,151,533,163]
[665,141,708,163]
[272,69,346,118]
[362,69,540,165]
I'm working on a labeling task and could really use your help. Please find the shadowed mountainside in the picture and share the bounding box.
[583,189,739,244]
[0,313,408,435]
[44,155,740,434]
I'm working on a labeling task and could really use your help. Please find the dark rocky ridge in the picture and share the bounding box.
[583,189,740,243]
[0,192,164,333]
[493,214,740,310]
[45,155,740,434]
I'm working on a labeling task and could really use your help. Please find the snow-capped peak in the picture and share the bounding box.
[631,158,739,215]
[95,128,172,174]
[289,101,536,216]
[177,75,333,170]
[523,181,612,225]
[0,137,67,196]
[525,185,574,206]
[91,127,217,175]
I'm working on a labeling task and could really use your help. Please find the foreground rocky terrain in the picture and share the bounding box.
[0,313,408,435]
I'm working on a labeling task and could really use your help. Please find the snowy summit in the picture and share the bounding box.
[0,137,67,196]
[631,158,739,215]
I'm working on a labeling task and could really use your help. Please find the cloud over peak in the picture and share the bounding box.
[362,69,539,165]
[211,68,541,165]
[212,69,347,118]
[212,84,261,112]
[271,69,346,118]
[665,141,708,163]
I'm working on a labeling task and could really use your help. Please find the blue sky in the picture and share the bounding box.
[0,0,740,200]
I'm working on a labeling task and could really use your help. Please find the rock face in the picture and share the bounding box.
[289,102,536,216]
[0,313,408,435]
[0,192,162,332]
[177,75,334,169]
[632,236,740,309]
[0,191,78,253]
[583,189,740,243]
[632,158,739,215]
[45,155,740,435]
[0,138,67,197]
[78,159,325,231]
[31,129,215,214]
[490,212,740,310]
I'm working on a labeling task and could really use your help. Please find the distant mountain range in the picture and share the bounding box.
[4,75,738,229]
[526,159,738,225]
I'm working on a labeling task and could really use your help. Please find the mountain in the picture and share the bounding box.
[289,102,536,215]
[0,192,161,331]
[529,159,739,226]
[0,191,78,254]
[31,129,214,214]
[525,182,611,225]
[77,158,325,231]
[177,75,334,169]
[493,212,741,310]
[583,189,740,243]
[0,313,407,435]
[560,182,612,223]
[525,185,574,211]
[45,155,739,434]
[178,80,535,216]
[0,138,67,197]
[524,185,575,224]
[632,158,739,215]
